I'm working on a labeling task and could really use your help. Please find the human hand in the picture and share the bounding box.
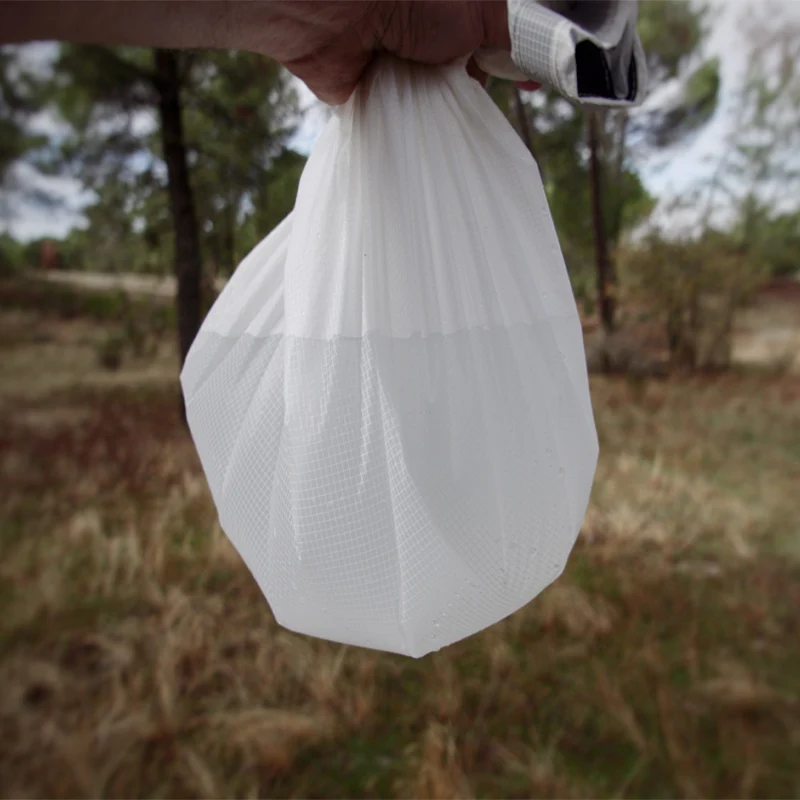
[236,0,541,104]
[1,0,541,104]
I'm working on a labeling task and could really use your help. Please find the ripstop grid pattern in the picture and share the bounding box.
[508,0,646,106]
[183,324,596,657]
[508,0,561,91]
[181,55,600,658]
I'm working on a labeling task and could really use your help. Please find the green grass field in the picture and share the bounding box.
[1,305,798,798]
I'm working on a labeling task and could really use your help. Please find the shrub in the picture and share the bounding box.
[96,332,126,371]
[619,230,766,371]
[0,236,24,277]
[569,268,597,317]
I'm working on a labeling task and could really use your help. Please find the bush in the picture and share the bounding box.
[0,235,24,277]
[0,279,130,320]
[96,332,125,371]
[619,230,767,371]
[1,278,176,364]
[1,278,174,327]
[569,268,596,317]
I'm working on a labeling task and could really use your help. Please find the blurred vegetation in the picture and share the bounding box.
[0,48,44,183]
[0,232,24,275]
[0,6,799,799]
[619,226,767,371]
[1,2,797,368]
[32,46,302,279]
[488,0,724,334]
[0,276,173,323]
[0,307,798,798]
[1,42,306,400]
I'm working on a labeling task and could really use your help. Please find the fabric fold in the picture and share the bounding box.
[476,0,647,107]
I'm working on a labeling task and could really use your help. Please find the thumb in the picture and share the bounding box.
[283,44,372,105]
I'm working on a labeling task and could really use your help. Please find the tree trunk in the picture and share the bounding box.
[513,87,543,181]
[225,196,236,271]
[587,109,616,334]
[609,111,629,245]
[154,48,202,422]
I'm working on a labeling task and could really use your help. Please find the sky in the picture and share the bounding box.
[637,0,753,197]
[2,0,797,242]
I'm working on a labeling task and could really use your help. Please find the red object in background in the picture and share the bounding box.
[40,240,60,270]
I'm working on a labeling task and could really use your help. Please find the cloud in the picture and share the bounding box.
[639,0,746,195]
[1,162,91,240]
[642,0,800,231]
[3,50,324,242]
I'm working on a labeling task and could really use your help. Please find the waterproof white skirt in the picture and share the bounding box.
[181,56,598,658]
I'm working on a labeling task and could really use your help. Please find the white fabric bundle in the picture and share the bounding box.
[181,55,599,658]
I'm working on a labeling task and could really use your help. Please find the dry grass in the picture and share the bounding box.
[1,308,799,798]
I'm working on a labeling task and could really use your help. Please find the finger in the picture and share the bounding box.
[283,34,372,105]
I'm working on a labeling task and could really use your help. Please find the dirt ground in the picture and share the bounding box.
[0,299,798,799]
[733,280,800,373]
[33,270,227,300]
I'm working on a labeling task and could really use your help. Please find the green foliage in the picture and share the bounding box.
[0,277,175,329]
[670,16,800,289]
[0,46,45,180]
[751,211,800,278]
[630,2,720,151]
[1,276,173,370]
[0,46,61,229]
[486,83,654,292]
[96,331,125,371]
[94,291,169,367]
[41,46,300,276]
[238,147,306,260]
[719,195,799,279]
[486,3,713,310]
[648,58,721,148]
[637,0,707,83]
[0,233,23,275]
[620,226,767,371]
[184,50,299,273]
[685,57,720,108]
[568,266,596,316]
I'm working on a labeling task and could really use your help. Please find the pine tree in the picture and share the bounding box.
[41,44,298,416]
